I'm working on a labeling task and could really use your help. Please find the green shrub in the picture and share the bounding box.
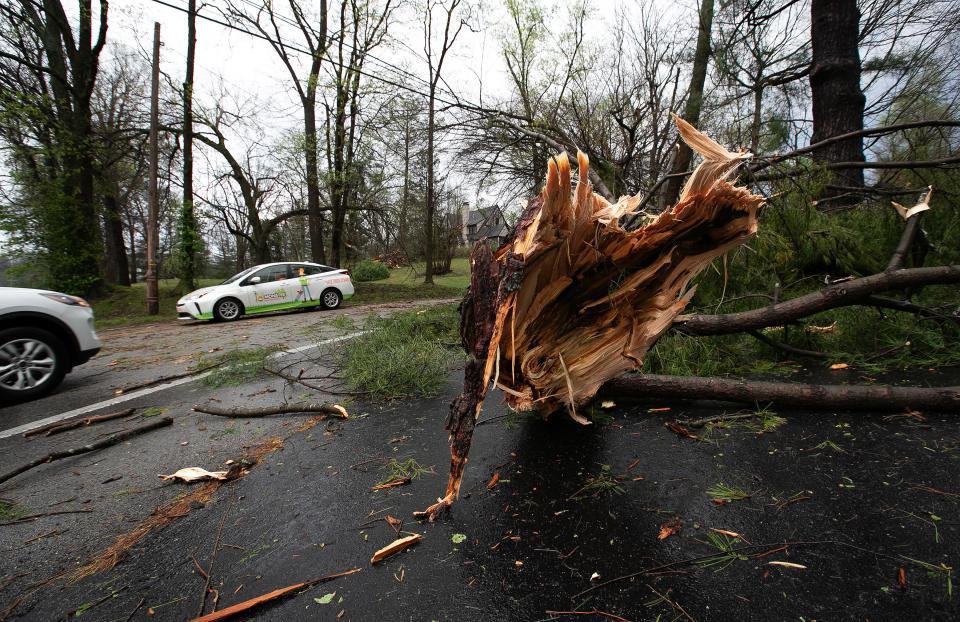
[352,260,390,282]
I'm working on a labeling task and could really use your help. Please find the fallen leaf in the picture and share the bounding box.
[371,534,423,564]
[451,533,467,544]
[768,561,806,569]
[898,567,907,590]
[805,322,837,334]
[600,401,616,409]
[486,471,500,490]
[829,363,850,370]
[711,498,730,505]
[709,528,741,538]
[647,407,671,413]
[514,560,523,568]
[314,593,336,605]
[665,421,698,440]
[658,516,681,540]
[158,467,229,483]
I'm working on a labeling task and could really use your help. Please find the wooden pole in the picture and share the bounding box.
[145,22,161,315]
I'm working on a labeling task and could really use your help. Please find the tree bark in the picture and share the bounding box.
[102,191,130,286]
[660,0,714,208]
[678,265,960,336]
[177,0,199,291]
[809,0,865,204]
[601,375,960,411]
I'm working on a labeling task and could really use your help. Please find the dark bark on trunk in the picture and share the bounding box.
[601,375,960,411]
[424,99,436,284]
[178,0,199,291]
[660,0,714,208]
[102,192,130,286]
[809,0,865,204]
[415,242,501,520]
[305,102,326,264]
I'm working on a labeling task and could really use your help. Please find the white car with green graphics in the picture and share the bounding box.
[176,262,354,322]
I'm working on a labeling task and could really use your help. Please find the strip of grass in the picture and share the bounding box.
[341,304,462,399]
[90,279,220,328]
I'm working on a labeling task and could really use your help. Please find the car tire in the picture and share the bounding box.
[320,288,342,310]
[0,327,68,404]
[213,297,244,322]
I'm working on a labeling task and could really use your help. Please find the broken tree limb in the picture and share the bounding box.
[600,375,960,411]
[193,402,348,418]
[418,116,764,518]
[23,408,136,438]
[0,417,173,486]
[188,567,362,622]
[677,265,960,336]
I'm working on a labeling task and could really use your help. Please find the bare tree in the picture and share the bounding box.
[422,0,467,284]
[225,0,331,263]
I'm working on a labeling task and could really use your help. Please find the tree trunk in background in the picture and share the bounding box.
[809,0,865,206]
[305,102,326,264]
[660,0,714,209]
[177,0,199,291]
[103,193,130,286]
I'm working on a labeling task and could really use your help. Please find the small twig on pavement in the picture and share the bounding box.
[24,408,137,438]
[197,497,234,618]
[0,418,173,486]
[193,403,347,419]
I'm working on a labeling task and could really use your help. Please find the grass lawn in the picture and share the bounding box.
[348,257,469,306]
[90,278,221,328]
[89,258,470,329]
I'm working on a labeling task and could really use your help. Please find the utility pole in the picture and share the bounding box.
[145,22,161,315]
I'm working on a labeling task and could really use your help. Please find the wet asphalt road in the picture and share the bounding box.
[0,310,959,621]
[0,300,455,433]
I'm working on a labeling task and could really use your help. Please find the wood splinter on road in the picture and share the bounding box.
[416,116,763,520]
[370,533,424,564]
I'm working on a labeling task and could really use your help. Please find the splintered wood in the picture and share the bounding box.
[416,116,763,520]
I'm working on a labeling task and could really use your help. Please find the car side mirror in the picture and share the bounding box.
[248,276,261,285]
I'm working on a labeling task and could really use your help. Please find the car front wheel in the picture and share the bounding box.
[320,288,342,310]
[213,298,243,321]
[0,327,67,403]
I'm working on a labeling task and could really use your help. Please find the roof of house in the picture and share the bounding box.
[466,206,510,239]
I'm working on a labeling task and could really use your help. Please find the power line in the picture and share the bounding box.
[147,0,508,120]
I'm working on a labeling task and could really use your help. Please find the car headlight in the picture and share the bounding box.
[41,292,90,307]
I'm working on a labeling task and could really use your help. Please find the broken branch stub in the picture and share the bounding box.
[491,116,762,415]
[417,117,762,519]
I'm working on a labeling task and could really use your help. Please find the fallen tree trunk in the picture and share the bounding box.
[678,264,959,336]
[601,374,960,411]
[418,118,958,521]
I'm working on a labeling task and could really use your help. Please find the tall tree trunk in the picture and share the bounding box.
[304,102,326,264]
[177,0,199,291]
[809,0,865,205]
[424,97,436,284]
[126,208,138,284]
[102,192,130,286]
[660,0,714,209]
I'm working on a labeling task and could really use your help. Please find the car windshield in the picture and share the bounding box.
[219,267,257,285]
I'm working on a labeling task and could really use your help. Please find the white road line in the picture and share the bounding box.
[0,331,368,440]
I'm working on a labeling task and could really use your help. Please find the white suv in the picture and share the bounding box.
[0,287,101,403]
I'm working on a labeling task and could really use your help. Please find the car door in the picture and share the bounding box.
[289,264,325,306]
[242,265,293,313]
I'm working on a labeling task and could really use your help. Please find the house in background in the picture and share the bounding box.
[465,205,510,248]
